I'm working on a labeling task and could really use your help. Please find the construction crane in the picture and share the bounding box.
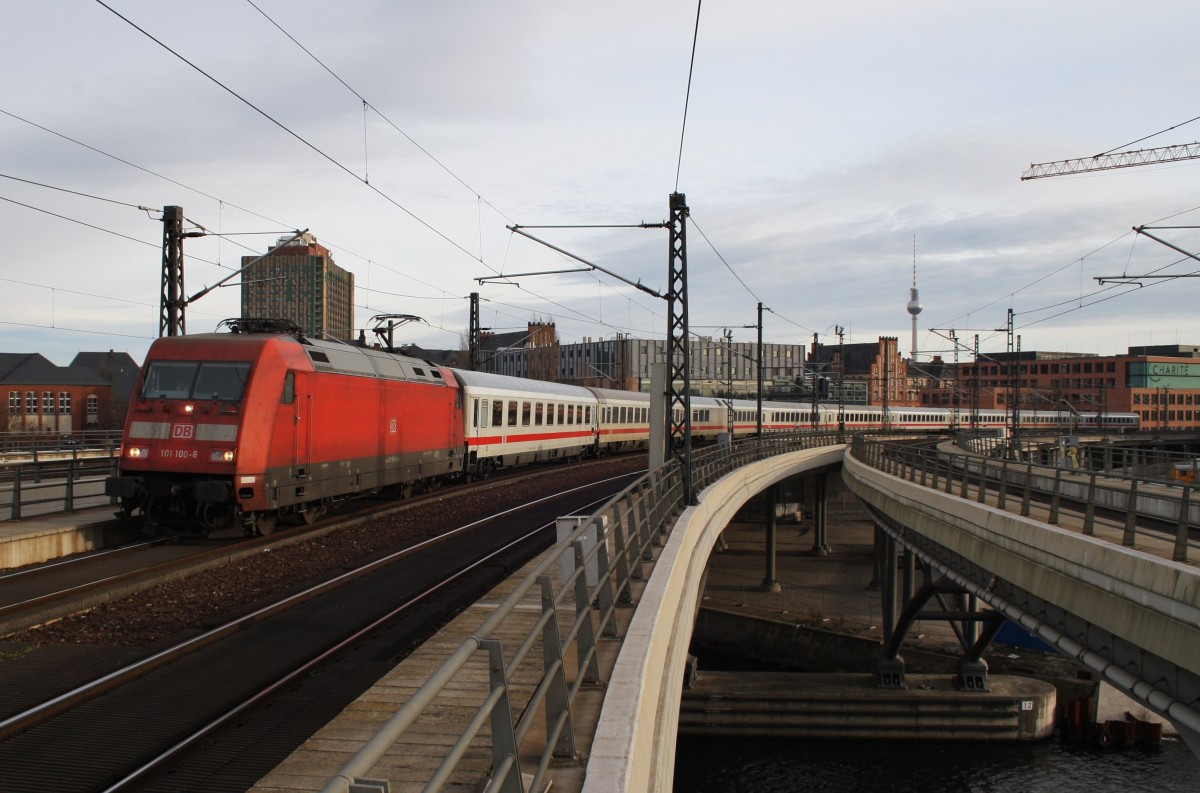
[1021,141,1200,180]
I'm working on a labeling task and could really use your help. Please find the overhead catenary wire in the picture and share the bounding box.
[0,191,239,274]
[94,0,488,270]
[3,105,637,341]
[0,194,164,251]
[0,173,149,210]
[0,108,289,231]
[244,0,516,227]
[689,214,763,305]
[0,319,156,341]
[94,1,657,340]
[937,204,1200,336]
[1093,113,1200,159]
[674,0,703,193]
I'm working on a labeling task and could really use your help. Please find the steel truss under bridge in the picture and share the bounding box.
[860,501,1200,755]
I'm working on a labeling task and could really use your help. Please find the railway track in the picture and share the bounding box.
[0,457,638,639]
[0,462,641,792]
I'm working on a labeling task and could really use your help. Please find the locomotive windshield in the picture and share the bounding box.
[141,361,251,401]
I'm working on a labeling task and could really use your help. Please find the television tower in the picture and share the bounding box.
[906,236,922,361]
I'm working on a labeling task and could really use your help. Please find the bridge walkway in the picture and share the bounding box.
[249,512,638,793]
[883,442,1198,569]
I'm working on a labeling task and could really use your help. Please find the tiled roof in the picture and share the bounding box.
[0,353,107,386]
[70,351,141,400]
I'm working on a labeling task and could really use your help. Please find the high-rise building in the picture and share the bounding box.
[240,233,355,341]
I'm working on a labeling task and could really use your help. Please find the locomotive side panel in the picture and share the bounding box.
[264,358,464,508]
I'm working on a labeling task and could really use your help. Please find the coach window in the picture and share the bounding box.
[282,372,295,404]
[619,406,626,424]
[585,406,592,423]
[535,403,544,425]
[507,401,518,427]
[557,404,565,424]
[492,399,504,428]
[567,405,574,425]
[522,401,532,426]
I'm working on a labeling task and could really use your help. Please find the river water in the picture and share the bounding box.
[674,733,1197,792]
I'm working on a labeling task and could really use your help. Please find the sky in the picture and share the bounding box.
[3,0,1200,369]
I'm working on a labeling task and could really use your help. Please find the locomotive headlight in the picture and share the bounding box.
[182,403,195,415]
[210,449,235,463]
[127,446,150,459]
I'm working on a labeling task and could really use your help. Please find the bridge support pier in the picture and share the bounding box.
[761,484,781,592]
[811,473,830,556]
[874,534,1007,692]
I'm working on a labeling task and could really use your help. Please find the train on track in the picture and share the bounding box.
[106,319,1139,535]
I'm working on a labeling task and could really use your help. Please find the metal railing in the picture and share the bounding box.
[854,436,1199,563]
[2,451,120,521]
[0,429,123,452]
[321,430,844,793]
[956,429,1200,483]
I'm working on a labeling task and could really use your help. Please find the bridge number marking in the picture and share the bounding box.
[1021,700,1033,711]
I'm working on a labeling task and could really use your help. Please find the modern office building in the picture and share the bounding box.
[240,233,355,341]
[479,325,815,400]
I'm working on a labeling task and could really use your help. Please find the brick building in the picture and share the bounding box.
[809,336,915,406]
[1,353,114,435]
[926,345,1200,430]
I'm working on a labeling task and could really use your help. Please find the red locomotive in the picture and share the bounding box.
[107,319,463,535]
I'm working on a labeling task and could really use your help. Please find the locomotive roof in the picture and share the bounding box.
[302,337,450,385]
[155,333,451,386]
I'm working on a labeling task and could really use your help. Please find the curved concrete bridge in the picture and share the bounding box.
[582,444,845,793]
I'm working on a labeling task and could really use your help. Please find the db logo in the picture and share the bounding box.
[171,424,195,439]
